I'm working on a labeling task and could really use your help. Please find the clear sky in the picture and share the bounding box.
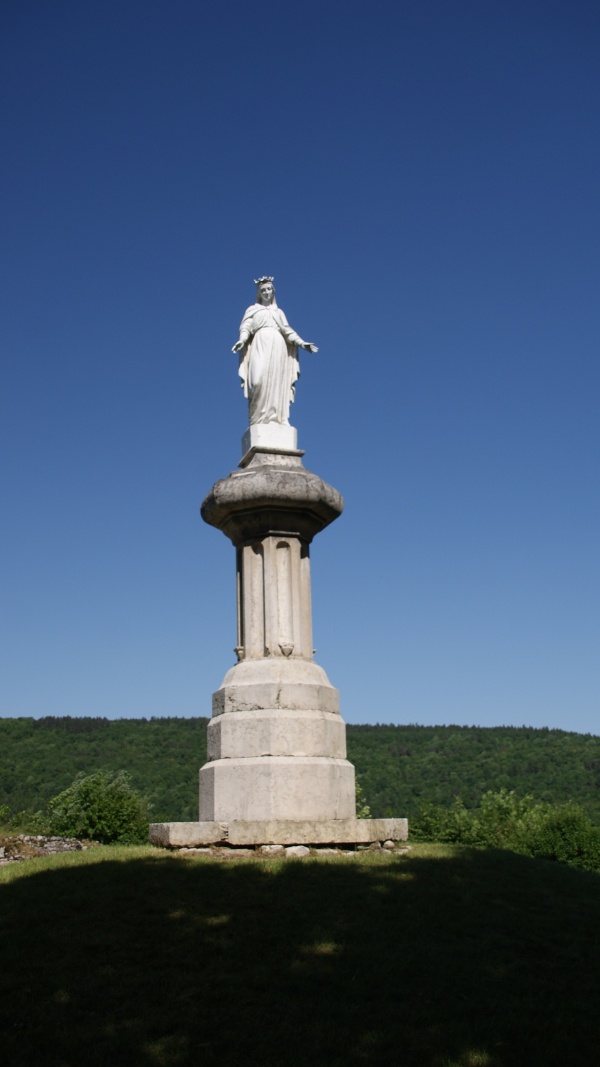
[1,1,598,733]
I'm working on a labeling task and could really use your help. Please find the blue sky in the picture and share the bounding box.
[1,1,598,733]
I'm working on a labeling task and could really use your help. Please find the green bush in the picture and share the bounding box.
[355,780,371,819]
[411,789,600,874]
[410,796,474,844]
[6,808,50,834]
[523,804,600,872]
[467,789,550,849]
[47,770,149,844]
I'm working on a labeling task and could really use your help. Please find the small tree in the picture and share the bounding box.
[48,770,149,844]
[355,780,371,819]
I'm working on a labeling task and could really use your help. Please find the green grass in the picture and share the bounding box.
[1,844,599,1066]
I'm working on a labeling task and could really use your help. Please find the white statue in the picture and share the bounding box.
[232,277,318,426]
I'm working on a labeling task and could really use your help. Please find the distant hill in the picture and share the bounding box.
[1,717,599,823]
[349,722,600,822]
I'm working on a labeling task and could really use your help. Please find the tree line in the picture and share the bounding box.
[1,716,599,824]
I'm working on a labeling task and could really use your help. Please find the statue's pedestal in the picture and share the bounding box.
[149,439,408,850]
[241,422,297,460]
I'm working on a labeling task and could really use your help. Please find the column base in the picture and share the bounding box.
[149,817,408,848]
[200,755,356,822]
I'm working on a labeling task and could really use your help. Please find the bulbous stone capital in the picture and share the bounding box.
[201,453,343,545]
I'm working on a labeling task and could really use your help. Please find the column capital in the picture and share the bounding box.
[201,450,343,546]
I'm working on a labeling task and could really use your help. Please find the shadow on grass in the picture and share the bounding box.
[1,846,599,1066]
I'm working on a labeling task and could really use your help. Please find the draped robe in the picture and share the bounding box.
[236,303,305,425]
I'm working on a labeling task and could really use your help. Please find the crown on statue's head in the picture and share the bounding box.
[254,276,275,286]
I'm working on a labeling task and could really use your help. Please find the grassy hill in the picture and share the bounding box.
[1,716,599,823]
[1,844,599,1066]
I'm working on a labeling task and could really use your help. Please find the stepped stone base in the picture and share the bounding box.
[149,818,408,848]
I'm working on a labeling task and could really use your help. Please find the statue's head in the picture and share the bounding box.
[254,276,275,306]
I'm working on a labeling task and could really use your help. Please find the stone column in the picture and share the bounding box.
[198,445,356,823]
[149,434,408,847]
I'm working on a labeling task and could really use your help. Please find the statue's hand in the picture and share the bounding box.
[232,341,244,353]
[304,343,318,353]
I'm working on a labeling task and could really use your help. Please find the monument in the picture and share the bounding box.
[149,278,407,848]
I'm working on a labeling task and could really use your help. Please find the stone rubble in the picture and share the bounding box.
[0,834,93,865]
[171,841,412,860]
[0,834,412,865]
[285,844,310,857]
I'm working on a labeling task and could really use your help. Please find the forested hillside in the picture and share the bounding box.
[1,717,599,823]
[0,717,208,822]
[350,723,600,822]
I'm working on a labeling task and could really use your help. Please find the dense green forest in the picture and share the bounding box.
[350,723,600,822]
[1,717,599,823]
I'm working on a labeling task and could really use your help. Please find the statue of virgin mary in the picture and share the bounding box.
[232,277,318,426]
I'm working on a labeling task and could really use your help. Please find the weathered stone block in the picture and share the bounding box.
[207,709,347,760]
[200,755,356,822]
[149,822,228,847]
[148,818,409,848]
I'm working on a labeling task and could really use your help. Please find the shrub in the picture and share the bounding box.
[355,780,371,819]
[410,795,476,844]
[468,789,549,849]
[523,804,600,873]
[47,770,149,844]
[411,789,600,874]
[6,808,50,834]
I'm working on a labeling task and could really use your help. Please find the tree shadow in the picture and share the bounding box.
[1,847,599,1066]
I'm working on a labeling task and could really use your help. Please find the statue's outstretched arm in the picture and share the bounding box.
[232,307,254,353]
[279,312,318,354]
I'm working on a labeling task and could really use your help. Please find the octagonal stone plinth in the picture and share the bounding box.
[201,656,355,822]
[200,755,355,823]
[207,709,347,761]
